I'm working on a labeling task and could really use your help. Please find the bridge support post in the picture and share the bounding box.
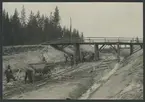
[117,43,120,62]
[94,44,99,61]
[130,44,133,55]
[74,43,82,64]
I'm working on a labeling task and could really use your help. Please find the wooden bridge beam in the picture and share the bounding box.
[94,44,99,61]
[99,44,105,51]
[101,45,107,52]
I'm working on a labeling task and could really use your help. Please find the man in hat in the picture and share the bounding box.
[5,65,16,83]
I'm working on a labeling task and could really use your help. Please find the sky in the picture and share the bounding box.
[3,2,143,38]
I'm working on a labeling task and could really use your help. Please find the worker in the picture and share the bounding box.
[70,55,74,67]
[42,56,46,63]
[64,54,68,64]
[82,52,85,62]
[24,68,34,84]
[92,53,95,61]
[24,65,34,84]
[5,65,16,83]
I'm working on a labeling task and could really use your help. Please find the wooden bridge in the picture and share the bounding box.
[41,37,143,63]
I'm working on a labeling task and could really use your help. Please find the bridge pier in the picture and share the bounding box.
[130,44,133,55]
[94,44,99,61]
[117,43,120,62]
[74,43,82,64]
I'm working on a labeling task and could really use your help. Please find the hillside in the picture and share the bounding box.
[88,49,143,99]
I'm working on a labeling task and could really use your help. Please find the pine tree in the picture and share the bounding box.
[72,28,77,40]
[20,5,27,44]
[11,9,22,45]
[2,10,6,45]
[43,17,49,41]
[52,6,62,40]
[41,14,45,31]
[26,11,36,44]
[63,27,71,42]
[3,7,84,45]
[53,6,60,27]
[35,11,43,43]
[20,5,26,27]
[36,11,41,27]
[2,10,6,24]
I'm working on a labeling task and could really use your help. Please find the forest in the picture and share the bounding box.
[2,6,84,46]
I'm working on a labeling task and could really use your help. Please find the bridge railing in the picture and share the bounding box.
[83,37,143,43]
[41,37,143,44]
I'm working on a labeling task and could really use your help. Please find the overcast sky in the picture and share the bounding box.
[3,2,143,38]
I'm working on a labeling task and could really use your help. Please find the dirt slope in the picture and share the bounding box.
[88,49,143,99]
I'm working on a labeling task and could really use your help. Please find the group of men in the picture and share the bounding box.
[5,53,95,83]
[4,56,47,84]
[64,52,95,65]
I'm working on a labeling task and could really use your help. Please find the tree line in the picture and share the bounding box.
[2,6,84,46]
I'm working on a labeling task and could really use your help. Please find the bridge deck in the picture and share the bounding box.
[42,42,143,45]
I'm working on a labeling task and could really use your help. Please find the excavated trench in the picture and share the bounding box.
[3,45,142,99]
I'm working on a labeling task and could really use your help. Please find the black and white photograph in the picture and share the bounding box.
[2,2,143,99]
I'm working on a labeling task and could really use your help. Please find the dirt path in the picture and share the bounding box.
[10,79,85,99]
